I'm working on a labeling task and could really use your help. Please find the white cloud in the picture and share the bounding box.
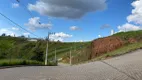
[12,3,19,8]
[49,32,72,41]
[0,28,16,36]
[28,0,107,19]
[23,32,30,37]
[100,24,111,29]
[25,17,52,31]
[118,0,142,32]
[79,40,84,42]
[127,0,142,25]
[12,27,19,31]
[118,23,141,32]
[70,26,80,31]
[98,35,102,38]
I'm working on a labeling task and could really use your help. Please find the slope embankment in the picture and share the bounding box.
[91,30,142,59]
[91,36,124,58]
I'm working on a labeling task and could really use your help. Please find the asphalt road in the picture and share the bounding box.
[1,49,142,80]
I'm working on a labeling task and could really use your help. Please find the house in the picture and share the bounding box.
[28,38,38,42]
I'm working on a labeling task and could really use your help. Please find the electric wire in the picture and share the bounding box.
[0,12,39,38]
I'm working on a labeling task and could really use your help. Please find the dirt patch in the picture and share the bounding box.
[128,38,137,43]
[91,37,124,58]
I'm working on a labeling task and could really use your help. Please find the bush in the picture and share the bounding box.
[0,59,43,66]
[47,60,58,66]
[22,60,27,65]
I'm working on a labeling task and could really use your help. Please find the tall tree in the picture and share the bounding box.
[1,33,6,36]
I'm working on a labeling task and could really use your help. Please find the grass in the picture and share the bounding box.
[1,30,142,66]
[0,59,43,66]
[3,31,142,65]
[0,59,59,66]
[74,41,142,65]
[113,30,142,41]
[0,36,91,65]
[93,42,142,62]
[61,45,92,64]
[85,30,142,63]
[47,42,91,62]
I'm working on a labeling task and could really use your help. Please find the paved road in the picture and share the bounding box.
[1,49,142,80]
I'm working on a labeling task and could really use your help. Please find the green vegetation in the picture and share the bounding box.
[0,59,43,66]
[94,30,142,61]
[95,42,142,60]
[113,30,142,41]
[61,45,91,64]
[76,30,142,65]
[0,36,91,66]
[1,30,142,66]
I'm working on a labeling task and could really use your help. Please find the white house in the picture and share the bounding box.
[28,38,38,42]
[111,29,115,35]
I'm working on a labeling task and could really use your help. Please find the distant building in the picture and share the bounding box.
[111,29,115,35]
[80,40,84,42]
[28,35,30,38]
[28,38,38,42]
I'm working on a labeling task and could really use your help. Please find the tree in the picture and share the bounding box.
[45,36,49,41]
[20,35,25,38]
[0,52,7,59]
[1,33,6,36]
[8,35,11,37]
[31,42,44,62]
[31,47,44,62]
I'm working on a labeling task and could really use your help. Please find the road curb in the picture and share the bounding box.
[0,65,29,69]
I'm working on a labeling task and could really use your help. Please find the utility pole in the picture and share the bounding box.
[54,48,57,65]
[45,32,55,65]
[45,32,50,65]
[55,48,57,62]
[70,47,72,66]
[74,41,76,52]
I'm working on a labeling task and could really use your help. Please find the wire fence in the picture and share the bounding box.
[61,45,92,65]
[0,35,91,66]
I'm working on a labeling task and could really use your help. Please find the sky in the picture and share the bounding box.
[0,0,141,42]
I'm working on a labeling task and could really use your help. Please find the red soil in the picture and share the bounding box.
[128,38,137,43]
[91,37,124,58]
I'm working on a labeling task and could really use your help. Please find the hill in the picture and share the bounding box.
[91,30,142,61]
[1,30,142,65]
[0,36,91,65]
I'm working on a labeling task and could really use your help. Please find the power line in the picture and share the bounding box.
[0,12,39,38]
[9,0,34,18]
[1,15,25,36]
[9,0,35,18]
[8,0,51,39]
[10,0,52,24]
[15,0,52,24]
[16,0,34,18]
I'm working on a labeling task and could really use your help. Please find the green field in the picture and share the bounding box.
[1,30,142,66]
[95,42,142,60]
[76,30,142,64]
[0,36,91,66]
[0,59,43,66]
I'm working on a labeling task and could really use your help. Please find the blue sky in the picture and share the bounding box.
[0,0,141,42]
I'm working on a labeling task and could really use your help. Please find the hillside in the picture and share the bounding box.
[1,30,142,65]
[91,30,142,60]
[0,36,91,65]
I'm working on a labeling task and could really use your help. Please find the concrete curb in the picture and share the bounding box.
[0,65,26,69]
[0,65,59,69]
